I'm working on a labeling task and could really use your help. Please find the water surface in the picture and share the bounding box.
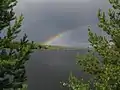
[26,49,90,90]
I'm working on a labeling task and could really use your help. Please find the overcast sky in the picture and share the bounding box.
[15,0,110,47]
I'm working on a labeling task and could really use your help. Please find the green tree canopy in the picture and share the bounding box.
[65,0,120,90]
[0,0,34,90]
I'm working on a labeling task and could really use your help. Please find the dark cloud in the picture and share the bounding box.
[15,0,110,43]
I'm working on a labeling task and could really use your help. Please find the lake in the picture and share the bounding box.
[26,49,91,90]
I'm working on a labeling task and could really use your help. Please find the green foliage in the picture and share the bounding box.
[67,73,90,90]
[0,0,34,90]
[65,0,120,90]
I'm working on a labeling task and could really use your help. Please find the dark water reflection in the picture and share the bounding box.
[26,49,91,90]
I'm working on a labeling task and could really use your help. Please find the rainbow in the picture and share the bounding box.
[43,30,72,46]
[43,29,92,48]
[43,31,67,46]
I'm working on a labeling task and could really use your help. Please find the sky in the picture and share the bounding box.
[14,0,110,47]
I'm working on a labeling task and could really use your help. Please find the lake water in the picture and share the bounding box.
[26,49,91,90]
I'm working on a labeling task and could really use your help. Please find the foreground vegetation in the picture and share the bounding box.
[64,0,120,90]
[0,0,34,89]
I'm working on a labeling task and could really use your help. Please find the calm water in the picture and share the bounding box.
[26,49,91,90]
